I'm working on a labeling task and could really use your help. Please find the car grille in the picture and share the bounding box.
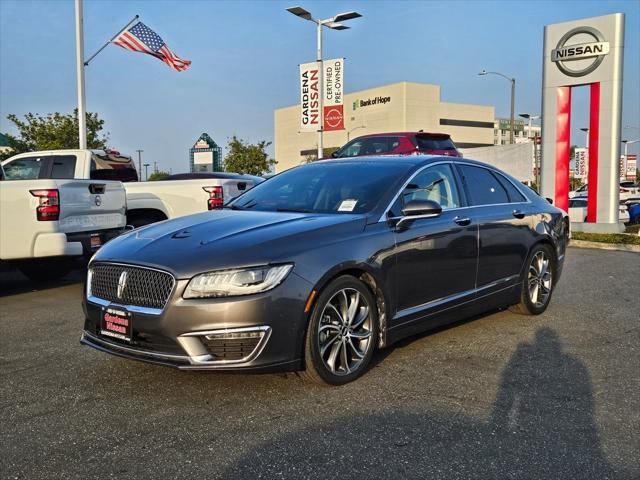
[89,263,175,310]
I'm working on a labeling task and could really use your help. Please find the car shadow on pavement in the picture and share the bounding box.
[219,327,625,479]
[0,261,86,297]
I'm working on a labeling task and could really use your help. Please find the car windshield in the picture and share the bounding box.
[228,161,409,214]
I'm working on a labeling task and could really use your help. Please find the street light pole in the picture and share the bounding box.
[347,124,366,141]
[316,21,323,159]
[143,163,150,181]
[580,128,589,148]
[286,6,362,160]
[479,70,516,144]
[136,149,143,181]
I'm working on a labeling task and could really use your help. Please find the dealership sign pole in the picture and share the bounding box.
[541,13,625,232]
[74,0,87,149]
[323,58,345,132]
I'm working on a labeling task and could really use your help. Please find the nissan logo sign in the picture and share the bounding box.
[551,26,610,77]
[94,195,102,207]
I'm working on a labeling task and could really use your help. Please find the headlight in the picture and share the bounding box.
[183,264,293,299]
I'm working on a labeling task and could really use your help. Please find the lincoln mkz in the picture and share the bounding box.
[81,156,569,384]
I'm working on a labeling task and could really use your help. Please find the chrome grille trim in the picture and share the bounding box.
[88,262,175,312]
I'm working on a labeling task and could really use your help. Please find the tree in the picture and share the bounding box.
[0,110,109,160]
[223,136,276,175]
[147,170,170,181]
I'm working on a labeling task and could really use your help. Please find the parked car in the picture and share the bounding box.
[567,198,629,223]
[81,155,569,385]
[570,181,640,202]
[0,153,126,280]
[331,132,462,159]
[1,150,262,228]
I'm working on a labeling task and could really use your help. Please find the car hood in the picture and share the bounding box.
[93,209,367,278]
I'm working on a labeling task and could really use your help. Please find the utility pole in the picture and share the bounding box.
[136,149,143,181]
[153,161,158,174]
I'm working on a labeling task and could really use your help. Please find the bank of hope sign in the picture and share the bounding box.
[299,58,344,132]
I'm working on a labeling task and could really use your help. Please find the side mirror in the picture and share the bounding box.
[331,151,339,158]
[396,199,442,229]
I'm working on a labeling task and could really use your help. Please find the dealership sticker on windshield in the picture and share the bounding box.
[338,199,358,212]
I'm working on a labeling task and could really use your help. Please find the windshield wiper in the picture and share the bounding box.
[276,207,314,213]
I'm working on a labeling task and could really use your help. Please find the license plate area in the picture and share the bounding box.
[90,233,103,250]
[100,307,132,342]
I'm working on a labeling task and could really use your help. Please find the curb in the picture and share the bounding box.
[569,239,640,253]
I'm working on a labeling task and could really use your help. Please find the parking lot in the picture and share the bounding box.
[0,247,638,479]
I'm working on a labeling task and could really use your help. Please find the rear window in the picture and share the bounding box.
[2,156,48,180]
[50,156,77,179]
[493,172,527,203]
[415,135,456,151]
[90,154,138,182]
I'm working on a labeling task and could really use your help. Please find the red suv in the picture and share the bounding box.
[331,132,462,158]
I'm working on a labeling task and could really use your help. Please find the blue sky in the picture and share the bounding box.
[1,0,638,173]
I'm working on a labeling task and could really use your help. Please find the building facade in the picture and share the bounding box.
[493,118,541,146]
[274,82,495,172]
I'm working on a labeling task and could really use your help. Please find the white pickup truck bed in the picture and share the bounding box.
[123,176,258,226]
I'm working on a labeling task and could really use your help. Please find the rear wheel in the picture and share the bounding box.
[302,276,378,385]
[510,244,555,315]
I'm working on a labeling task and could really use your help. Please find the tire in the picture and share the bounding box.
[301,275,378,385]
[510,243,556,315]
[19,259,73,282]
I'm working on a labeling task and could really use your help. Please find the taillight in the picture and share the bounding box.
[30,189,60,221]
[620,188,629,193]
[203,186,223,210]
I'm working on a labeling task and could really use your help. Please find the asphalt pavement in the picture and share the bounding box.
[1,247,638,479]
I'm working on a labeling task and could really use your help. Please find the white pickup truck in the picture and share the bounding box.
[1,149,262,228]
[0,152,126,280]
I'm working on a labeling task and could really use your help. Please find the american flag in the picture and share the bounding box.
[113,21,191,72]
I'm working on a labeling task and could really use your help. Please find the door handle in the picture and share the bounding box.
[454,216,471,226]
[512,210,525,219]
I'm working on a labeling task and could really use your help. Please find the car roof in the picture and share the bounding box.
[161,172,263,181]
[352,131,451,138]
[314,154,494,170]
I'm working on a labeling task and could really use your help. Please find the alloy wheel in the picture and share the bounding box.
[528,250,552,307]
[317,288,373,376]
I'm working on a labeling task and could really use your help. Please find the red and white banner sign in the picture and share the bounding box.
[299,62,320,132]
[575,147,588,178]
[323,58,344,131]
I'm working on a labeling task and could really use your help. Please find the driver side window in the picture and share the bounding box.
[390,164,461,216]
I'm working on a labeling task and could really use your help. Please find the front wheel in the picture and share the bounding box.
[510,244,555,315]
[302,276,378,385]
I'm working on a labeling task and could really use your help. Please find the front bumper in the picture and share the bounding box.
[81,271,313,372]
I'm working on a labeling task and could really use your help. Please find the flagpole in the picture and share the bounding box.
[84,15,139,66]
[74,0,87,149]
